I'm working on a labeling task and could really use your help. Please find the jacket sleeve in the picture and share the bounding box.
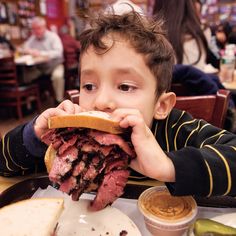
[172,64,220,95]
[0,120,47,176]
[154,109,236,197]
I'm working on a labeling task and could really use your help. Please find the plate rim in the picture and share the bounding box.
[211,212,236,227]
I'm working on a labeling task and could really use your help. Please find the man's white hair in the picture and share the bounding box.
[31,17,46,26]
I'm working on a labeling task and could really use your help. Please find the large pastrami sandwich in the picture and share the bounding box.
[41,111,136,211]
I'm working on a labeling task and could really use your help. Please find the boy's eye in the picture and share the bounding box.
[118,84,136,92]
[82,83,96,91]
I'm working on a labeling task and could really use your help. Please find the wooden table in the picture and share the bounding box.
[223,81,236,92]
[0,173,44,194]
[14,55,51,84]
[0,174,162,195]
[14,55,49,66]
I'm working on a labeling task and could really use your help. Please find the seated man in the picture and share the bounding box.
[22,17,64,104]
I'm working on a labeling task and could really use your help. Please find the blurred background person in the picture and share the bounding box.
[22,17,64,104]
[213,22,232,53]
[193,0,211,43]
[192,0,221,69]
[152,0,234,129]
[208,22,233,67]
[152,0,217,73]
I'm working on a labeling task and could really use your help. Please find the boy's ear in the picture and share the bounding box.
[154,92,176,120]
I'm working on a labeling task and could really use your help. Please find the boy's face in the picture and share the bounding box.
[79,36,161,127]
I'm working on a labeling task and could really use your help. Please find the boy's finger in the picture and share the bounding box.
[56,100,76,114]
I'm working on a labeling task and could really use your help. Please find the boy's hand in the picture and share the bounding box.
[34,100,84,139]
[112,108,175,182]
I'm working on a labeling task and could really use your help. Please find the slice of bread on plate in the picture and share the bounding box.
[0,198,64,236]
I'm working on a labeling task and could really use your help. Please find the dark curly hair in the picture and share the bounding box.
[79,11,175,96]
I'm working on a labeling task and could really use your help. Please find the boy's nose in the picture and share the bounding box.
[94,90,116,112]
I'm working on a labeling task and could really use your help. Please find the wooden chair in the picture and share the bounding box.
[171,83,189,95]
[36,74,55,102]
[65,89,80,104]
[64,50,80,90]
[0,57,41,120]
[175,89,230,128]
[65,89,230,129]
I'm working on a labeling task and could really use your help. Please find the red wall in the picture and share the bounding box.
[45,0,68,31]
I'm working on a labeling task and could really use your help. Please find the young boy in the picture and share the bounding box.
[1,12,236,198]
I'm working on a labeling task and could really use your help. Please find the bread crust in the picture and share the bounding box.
[45,144,56,173]
[48,112,123,134]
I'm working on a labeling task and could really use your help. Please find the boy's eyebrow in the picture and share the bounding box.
[80,69,94,76]
[81,67,143,78]
[114,68,141,75]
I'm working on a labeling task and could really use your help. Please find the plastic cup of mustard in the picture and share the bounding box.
[138,186,198,236]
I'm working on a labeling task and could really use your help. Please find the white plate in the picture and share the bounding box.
[57,199,142,236]
[211,212,236,228]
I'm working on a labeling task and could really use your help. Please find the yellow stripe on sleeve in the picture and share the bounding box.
[1,135,14,172]
[171,111,185,128]
[6,137,28,170]
[214,133,225,144]
[174,119,196,151]
[230,146,236,152]
[184,120,201,147]
[204,159,213,197]
[200,130,226,148]
[205,145,231,195]
[199,123,210,132]
[165,115,170,152]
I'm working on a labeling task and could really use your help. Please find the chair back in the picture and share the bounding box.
[175,89,230,128]
[171,83,189,95]
[0,56,42,120]
[65,89,80,104]
[0,57,18,87]
[65,89,230,128]
[63,50,80,90]
[64,50,79,69]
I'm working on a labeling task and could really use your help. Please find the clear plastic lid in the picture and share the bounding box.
[138,186,198,228]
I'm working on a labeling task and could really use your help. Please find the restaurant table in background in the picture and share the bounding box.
[14,55,50,84]
[14,55,50,66]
